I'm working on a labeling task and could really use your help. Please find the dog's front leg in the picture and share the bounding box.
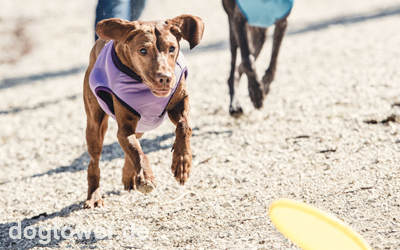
[168,96,192,185]
[233,5,264,109]
[224,0,243,117]
[113,97,156,194]
[83,72,109,209]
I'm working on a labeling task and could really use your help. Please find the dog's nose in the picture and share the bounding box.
[155,72,172,85]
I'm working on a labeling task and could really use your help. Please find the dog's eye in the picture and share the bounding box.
[169,46,175,53]
[139,48,147,55]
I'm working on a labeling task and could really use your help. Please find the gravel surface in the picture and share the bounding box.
[1,0,400,249]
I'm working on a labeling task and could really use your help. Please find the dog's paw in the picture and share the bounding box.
[122,172,134,191]
[84,188,104,209]
[123,168,157,194]
[171,150,192,185]
[229,104,243,118]
[84,198,105,209]
[122,167,134,191]
[248,76,264,109]
[135,168,157,194]
[261,68,274,95]
[84,189,104,209]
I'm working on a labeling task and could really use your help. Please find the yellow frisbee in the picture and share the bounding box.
[269,199,372,250]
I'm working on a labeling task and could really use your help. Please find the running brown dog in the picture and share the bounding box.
[83,15,204,208]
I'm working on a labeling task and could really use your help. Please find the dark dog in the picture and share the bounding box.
[83,15,204,208]
[222,0,291,116]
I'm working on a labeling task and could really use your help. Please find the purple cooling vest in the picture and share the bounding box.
[89,41,188,133]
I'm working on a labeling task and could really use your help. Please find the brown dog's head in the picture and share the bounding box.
[96,15,204,97]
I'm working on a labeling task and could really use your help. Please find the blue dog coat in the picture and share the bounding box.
[236,0,294,28]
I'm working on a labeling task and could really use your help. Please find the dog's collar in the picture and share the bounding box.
[111,43,143,82]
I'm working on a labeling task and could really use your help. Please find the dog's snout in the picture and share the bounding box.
[156,72,172,85]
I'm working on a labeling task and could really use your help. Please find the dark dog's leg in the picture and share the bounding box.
[223,0,243,117]
[83,79,109,209]
[238,25,268,82]
[228,18,244,117]
[113,97,156,194]
[262,17,288,94]
[247,25,268,60]
[233,6,264,109]
[168,96,192,185]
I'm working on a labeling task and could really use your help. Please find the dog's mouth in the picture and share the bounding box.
[151,88,171,97]
[143,76,176,97]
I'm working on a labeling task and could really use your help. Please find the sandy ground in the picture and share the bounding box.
[1,0,400,249]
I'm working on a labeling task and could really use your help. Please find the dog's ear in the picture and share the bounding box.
[167,15,205,50]
[96,18,138,43]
